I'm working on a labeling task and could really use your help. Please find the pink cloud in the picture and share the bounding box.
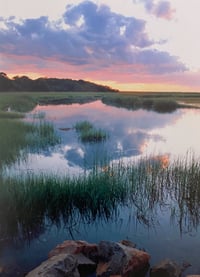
[153,1,175,20]
[1,1,199,92]
[136,0,175,20]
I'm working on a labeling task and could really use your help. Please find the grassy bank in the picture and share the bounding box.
[1,155,200,240]
[1,91,200,118]
[102,94,199,113]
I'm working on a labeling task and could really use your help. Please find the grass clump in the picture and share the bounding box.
[0,119,60,168]
[74,120,108,143]
[2,155,200,240]
[0,111,24,119]
[28,120,61,149]
[102,95,181,113]
[74,120,93,132]
[0,168,128,240]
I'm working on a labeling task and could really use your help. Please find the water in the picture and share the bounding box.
[10,100,200,175]
[1,100,200,276]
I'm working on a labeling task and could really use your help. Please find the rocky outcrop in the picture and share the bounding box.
[26,254,80,277]
[96,240,150,277]
[150,259,182,277]
[26,240,150,277]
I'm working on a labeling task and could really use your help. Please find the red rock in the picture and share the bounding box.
[49,240,98,261]
[96,241,150,277]
[27,240,150,277]
[119,243,150,277]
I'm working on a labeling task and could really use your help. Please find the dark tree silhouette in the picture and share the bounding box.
[0,73,118,92]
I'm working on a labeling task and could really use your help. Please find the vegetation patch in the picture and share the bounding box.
[1,155,200,241]
[0,119,60,169]
[74,120,108,143]
[102,95,181,113]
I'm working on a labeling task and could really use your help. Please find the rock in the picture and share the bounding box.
[186,276,200,277]
[49,240,99,262]
[26,253,80,277]
[150,259,182,277]
[96,241,150,277]
[119,242,150,277]
[98,241,125,262]
[120,240,136,248]
[48,241,97,276]
[27,240,150,277]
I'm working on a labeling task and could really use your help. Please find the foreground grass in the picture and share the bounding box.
[1,155,200,240]
[74,120,108,142]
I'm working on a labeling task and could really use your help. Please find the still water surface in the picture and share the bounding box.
[1,100,200,276]
[10,100,200,175]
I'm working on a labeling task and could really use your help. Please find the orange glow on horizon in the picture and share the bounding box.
[91,80,200,93]
[8,72,47,80]
[7,72,200,93]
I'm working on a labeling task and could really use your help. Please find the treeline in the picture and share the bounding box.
[0,72,118,92]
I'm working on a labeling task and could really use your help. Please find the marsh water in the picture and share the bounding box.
[1,100,200,276]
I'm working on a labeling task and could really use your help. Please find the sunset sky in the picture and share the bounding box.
[0,0,200,92]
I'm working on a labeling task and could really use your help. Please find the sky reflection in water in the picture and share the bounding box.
[12,100,200,176]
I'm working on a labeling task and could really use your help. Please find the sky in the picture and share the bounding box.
[0,0,200,92]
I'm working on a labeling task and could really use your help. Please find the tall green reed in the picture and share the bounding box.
[1,154,200,241]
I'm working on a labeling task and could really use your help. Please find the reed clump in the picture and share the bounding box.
[1,155,200,240]
[102,95,180,113]
[74,120,108,142]
[0,119,60,168]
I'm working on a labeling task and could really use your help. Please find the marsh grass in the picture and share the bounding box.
[0,92,199,121]
[102,95,181,113]
[0,170,128,240]
[1,155,200,240]
[0,111,24,119]
[0,93,36,113]
[28,120,61,150]
[74,120,108,143]
[0,119,60,168]
[74,120,93,132]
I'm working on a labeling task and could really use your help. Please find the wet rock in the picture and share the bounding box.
[49,240,98,262]
[96,241,150,277]
[150,259,182,277]
[26,253,80,277]
[119,240,136,248]
[27,240,150,277]
[119,242,150,277]
[98,241,125,262]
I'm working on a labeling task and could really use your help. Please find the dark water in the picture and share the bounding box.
[1,100,200,276]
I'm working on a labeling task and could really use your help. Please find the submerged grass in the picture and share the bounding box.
[74,120,108,143]
[1,155,200,240]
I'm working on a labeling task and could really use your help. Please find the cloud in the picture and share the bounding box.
[135,0,175,20]
[153,1,175,20]
[0,0,185,82]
